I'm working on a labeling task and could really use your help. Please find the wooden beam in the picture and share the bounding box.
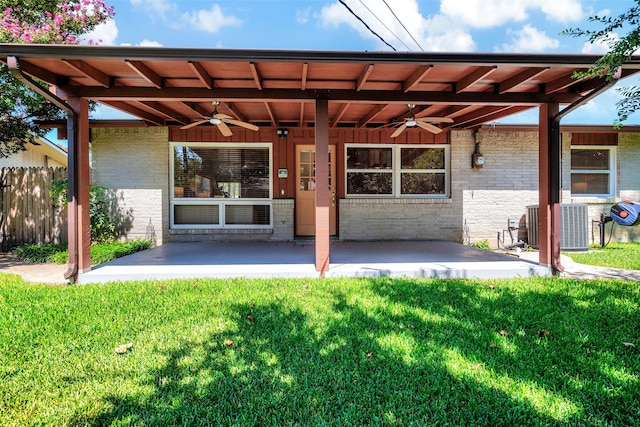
[67,97,91,276]
[65,86,583,104]
[358,104,388,127]
[220,102,247,122]
[250,62,263,90]
[125,60,163,89]
[299,102,305,126]
[181,102,213,117]
[356,64,374,91]
[545,74,583,94]
[62,59,111,88]
[10,59,61,86]
[538,103,561,271]
[301,62,308,90]
[403,65,433,92]
[455,106,532,128]
[450,105,512,127]
[264,101,277,125]
[106,101,165,125]
[455,66,497,93]
[188,61,213,89]
[139,101,187,124]
[498,67,548,94]
[419,104,468,117]
[331,103,350,127]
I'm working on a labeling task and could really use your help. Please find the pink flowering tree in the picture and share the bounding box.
[0,0,115,157]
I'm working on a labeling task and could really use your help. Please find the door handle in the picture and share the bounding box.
[331,192,335,207]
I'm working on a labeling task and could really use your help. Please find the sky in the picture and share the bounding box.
[75,0,639,126]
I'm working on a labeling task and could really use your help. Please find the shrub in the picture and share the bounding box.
[51,179,131,243]
[470,240,491,250]
[14,239,153,265]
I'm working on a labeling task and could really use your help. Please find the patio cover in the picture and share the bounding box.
[2,44,640,280]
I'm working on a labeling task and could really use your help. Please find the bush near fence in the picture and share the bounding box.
[0,167,68,250]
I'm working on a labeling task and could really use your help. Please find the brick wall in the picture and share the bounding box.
[454,130,540,247]
[339,198,458,241]
[91,127,169,245]
[575,132,640,243]
[91,126,640,247]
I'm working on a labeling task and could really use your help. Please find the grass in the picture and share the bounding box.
[13,239,153,265]
[1,275,639,426]
[564,242,640,270]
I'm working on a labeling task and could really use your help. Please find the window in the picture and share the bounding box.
[345,144,449,197]
[171,143,272,228]
[570,146,616,198]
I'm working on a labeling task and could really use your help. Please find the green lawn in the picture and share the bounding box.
[1,275,639,426]
[565,242,640,270]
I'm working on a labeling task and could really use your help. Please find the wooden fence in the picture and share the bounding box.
[0,167,68,250]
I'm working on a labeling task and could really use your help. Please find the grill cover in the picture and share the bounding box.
[610,201,640,226]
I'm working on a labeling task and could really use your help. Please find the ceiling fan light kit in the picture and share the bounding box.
[181,101,258,136]
[389,104,453,138]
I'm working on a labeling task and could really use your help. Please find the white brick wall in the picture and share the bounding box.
[339,198,458,241]
[91,127,169,245]
[456,130,540,247]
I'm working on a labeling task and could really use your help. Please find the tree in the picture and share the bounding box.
[563,2,640,125]
[0,0,115,157]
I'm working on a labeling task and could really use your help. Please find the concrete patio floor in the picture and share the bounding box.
[77,240,551,284]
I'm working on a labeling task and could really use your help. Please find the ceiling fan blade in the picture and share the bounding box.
[390,123,407,138]
[224,118,259,131]
[214,113,233,119]
[181,119,210,130]
[217,121,233,137]
[415,121,443,134]
[418,117,454,123]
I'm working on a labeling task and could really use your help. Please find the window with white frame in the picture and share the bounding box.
[171,142,272,228]
[570,145,616,197]
[345,144,449,197]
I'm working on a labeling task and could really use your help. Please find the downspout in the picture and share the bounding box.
[549,67,622,273]
[7,56,79,282]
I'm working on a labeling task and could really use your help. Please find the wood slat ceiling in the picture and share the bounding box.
[3,44,640,130]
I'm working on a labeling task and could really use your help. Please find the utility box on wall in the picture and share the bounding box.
[526,204,589,251]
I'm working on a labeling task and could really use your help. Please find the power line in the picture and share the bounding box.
[338,0,397,51]
[356,0,413,51]
[380,0,424,52]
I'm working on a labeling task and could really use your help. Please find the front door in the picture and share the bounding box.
[296,145,336,236]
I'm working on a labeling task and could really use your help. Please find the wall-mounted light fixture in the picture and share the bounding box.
[276,128,288,138]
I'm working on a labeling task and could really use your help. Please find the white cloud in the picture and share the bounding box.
[580,32,618,54]
[130,0,177,21]
[179,5,241,33]
[320,0,475,51]
[131,1,240,32]
[440,0,585,28]
[499,25,559,52]
[539,0,585,23]
[80,19,118,45]
[297,7,311,24]
[440,0,530,28]
[138,39,163,47]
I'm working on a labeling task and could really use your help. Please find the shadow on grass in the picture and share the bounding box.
[72,278,640,426]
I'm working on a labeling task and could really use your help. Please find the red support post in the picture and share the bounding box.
[67,97,92,276]
[315,98,330,276]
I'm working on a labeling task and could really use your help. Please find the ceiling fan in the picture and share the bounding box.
[389,104,454,138]
[181,101,259,136]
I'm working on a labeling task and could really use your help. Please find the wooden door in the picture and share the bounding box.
[296,145,336,236]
